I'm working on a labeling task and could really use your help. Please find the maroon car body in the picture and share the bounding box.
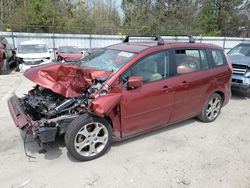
[8,36,232,161]
[56,46,83,62]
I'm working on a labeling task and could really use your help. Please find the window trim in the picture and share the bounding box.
[208,49,227,68]
[120,49,173,86]
[172,48,210,76]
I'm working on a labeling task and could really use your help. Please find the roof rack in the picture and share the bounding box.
[123,35,165,45]
[187,35,195,43]
[167,35,195,43]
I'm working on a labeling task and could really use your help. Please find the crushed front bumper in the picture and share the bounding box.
[231,74,250,95]
[8,95,77,143]
[8,95,33,128]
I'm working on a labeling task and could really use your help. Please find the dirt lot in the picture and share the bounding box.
[0,72,250,188]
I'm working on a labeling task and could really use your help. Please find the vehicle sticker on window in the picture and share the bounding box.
[118,51,134,58]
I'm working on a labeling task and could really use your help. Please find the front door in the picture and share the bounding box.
[120,51,175,138]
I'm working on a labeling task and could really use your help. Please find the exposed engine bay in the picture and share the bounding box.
[20,79,108,121]
[7,62,120,158]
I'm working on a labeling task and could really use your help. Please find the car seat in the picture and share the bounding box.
[136,61,162,83]
[176,55,200,74]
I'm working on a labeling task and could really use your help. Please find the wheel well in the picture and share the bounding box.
[215,91,225,103]
[105,116,113,128]
[2,52,6,59]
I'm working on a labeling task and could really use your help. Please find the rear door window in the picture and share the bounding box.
[211,50,226,67]
[174,49,209,75]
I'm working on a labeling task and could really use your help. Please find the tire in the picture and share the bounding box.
[2,59,10,75]
[244,88,250,98]
[65,114,112,161]
[198,93,222,122]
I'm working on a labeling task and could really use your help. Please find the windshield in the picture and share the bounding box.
[79,49,136,71]
[59,46,80,54]
[228,44,250,57]
[18,44,48,54]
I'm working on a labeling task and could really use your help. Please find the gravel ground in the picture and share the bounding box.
[0,72,250,188]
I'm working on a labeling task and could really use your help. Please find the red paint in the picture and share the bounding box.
[91,93,121,117]
[58,53,83,61]
[57,46,84,61]
[127,76,143,88]
[9,41,232,142]
[24,62,112,98]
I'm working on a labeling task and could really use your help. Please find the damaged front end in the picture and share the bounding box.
[8,78,109,145]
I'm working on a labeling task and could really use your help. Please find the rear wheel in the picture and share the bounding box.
[65,114,112,161]
[198,93,222,122]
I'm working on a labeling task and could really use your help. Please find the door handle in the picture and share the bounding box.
[179,81,189,87]
[161,85,169,92]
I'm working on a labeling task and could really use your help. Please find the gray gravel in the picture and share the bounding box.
[0,73,250,188]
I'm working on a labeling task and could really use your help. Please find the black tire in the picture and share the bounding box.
[244,88,250,98]
[65,114,112,161]
[2,59,10,75]
[198,93,222,122]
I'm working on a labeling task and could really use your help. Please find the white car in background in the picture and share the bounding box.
[16,40,53,72]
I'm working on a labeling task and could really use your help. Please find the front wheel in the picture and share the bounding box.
[65,114,112,161]
[198,93,222,122]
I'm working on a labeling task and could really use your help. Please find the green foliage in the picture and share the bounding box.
[0,0,249,37]
[195,2,221,36]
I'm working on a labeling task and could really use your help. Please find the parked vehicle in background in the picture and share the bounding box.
[0,36,16,74]
[56,46,84,63]
[228,42,250,96]
[8,36,232,161]
[16,40,52,72]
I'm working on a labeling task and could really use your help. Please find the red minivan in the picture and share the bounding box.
[8,36,232,161]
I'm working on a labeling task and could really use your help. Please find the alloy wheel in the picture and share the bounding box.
[205,96,221,121]
[74,122,109,157]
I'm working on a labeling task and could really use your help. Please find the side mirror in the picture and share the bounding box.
[55,51,58,55]
[128,76,143,89]
[49,49,54,53]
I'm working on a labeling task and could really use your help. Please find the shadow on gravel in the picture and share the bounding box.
[19,129,65,160]
[18,117,197,161]
[112,118,196,147]
[231,90,249,100]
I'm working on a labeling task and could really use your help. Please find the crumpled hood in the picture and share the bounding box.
[230,55,250,68]
[59,53,83,61]
[24,62,112,98]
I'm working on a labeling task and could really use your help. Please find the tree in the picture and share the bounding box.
[195,2,221,36]
[0,0,249,36]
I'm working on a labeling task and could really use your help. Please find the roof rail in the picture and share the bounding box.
[123,35,165,45]
[169,35,195,43]
[187,35,195,43]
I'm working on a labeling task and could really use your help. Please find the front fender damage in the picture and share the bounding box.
[91,93,121,117]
